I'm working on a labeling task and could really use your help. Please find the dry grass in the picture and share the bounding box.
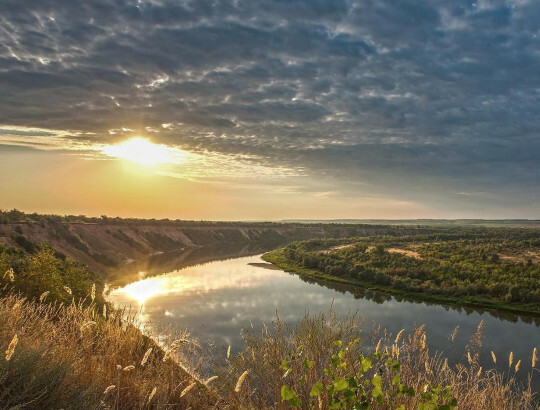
[212,310,538,410]
[1,294,537,409]
[386,248,422,259]
[0,294,223,409]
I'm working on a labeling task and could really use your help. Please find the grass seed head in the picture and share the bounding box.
[148,387,157,403]
[4,268,15,282]
[205,376,218,385]
[5,334,18,361]
[180,382,196,397]
[141,347,153,366]
[235,370,249,392]
[39,291,50,302]
[375,338,382,353]
[103,385,116,395]
[395,329,405,344]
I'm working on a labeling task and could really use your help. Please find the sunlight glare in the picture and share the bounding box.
[102,137,181,166]
[120,279,165,305]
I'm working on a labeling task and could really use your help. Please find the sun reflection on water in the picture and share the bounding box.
[109,258,276,307]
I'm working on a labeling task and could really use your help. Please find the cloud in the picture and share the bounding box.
[1,0,539,215]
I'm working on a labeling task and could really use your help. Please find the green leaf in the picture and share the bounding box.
[333,377,349,391]
[371,374,382,398]
[348,376,358,389]
[291,397,302,407]
[343,388,355,401]
[280,359,290,371]
[361,357,372,372]
[281,385,297,401]
[334,340,343,348]
[310,381,323,397]
[304,358,313,370]
[391,360,400,372]
[392,373,401,386]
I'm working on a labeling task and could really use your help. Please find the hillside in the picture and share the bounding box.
[0,210,433,276]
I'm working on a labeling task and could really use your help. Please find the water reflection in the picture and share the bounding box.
[109,241,283,287]
[108,251,540,391]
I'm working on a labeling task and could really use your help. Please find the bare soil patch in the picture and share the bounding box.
[387,248,422,259]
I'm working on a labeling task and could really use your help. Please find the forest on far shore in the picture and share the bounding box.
[264,228,540,314]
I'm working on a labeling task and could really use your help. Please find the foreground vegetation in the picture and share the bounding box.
[1,291,537,409]
[263,230,540,315]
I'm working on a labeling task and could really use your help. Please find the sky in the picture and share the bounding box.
[1,0,539,220]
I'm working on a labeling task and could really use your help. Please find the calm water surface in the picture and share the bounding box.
[108,249,539,389]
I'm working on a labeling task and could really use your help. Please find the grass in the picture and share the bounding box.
[262,248,540,317]
[0,292,537,409]
[0,293,222,409]
[211,309,537,409]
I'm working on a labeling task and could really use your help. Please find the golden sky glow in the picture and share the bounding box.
[1,126,534,220]
[101,137,186,166]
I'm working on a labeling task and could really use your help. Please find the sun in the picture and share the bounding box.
[101,137,179,166]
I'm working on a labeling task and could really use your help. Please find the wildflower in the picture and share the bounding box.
[63,286,72,296]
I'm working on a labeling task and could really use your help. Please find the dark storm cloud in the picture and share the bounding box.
[1,0,540,211]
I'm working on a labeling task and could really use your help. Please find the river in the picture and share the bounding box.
[107,245,539,390]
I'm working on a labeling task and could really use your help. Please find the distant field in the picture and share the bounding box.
[282,219,540,227]
[263,227,540,315]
